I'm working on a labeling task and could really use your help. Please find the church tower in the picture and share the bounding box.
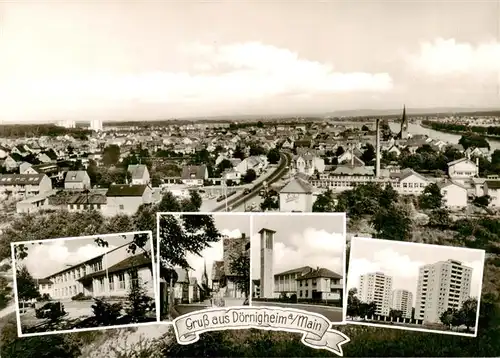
[259,228,275,299]
[398,105,408,140]
[202,259,209,287]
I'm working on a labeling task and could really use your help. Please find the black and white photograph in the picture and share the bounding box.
[346,237,486,337]
[11,231,158,336]
[250,213,346,323]
[157,212,250,321]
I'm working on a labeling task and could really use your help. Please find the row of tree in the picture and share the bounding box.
[423,120,500,138]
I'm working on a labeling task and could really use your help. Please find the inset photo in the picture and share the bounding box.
[11,231,158,337]
[251,213,347,323]
[347,237,485,337]
[158,213,250,321]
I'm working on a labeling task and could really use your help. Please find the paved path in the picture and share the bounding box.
[251,301,344,323]
[0,304,15,319]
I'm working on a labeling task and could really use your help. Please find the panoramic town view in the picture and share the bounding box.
[0,1,500,357]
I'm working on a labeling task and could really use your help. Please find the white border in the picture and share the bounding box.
[346,236,486,338]
[156,212,253,324]
[250,212,348,325]
[11,230,161,338]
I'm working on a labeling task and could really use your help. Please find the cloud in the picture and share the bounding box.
[251,227,345,279]
[220,229,242,239]
[408,38,500,76]
[0,41,393,117]
[23,240,116,278]
[347,247,425,289]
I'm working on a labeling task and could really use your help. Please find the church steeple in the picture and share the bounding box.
[202,259,209,286]
[397,104,408,140]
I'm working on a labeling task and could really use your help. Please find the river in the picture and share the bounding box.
[388,122,500,151]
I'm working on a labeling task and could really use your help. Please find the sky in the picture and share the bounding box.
[251,214,346,279]
[347,237,486,306]
[17,233,152,278]
[185,214,250,285]
[1,1,500,123]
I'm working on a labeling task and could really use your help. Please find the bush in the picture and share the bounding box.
[91,298,122,325]
[71,292,91,301]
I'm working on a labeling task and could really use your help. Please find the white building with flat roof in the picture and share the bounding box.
[415,259,473,323]
[358,272,393,316]
[391,289,413,319]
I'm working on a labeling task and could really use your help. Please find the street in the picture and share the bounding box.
[251,301,344,323]
[173,304,210,317]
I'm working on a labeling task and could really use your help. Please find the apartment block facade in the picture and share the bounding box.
[415,259,473,323]
[358,272,393,316]
[391,289,413,319]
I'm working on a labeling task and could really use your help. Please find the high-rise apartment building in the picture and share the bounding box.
[259,228,275,298]
[391,289,413,319]
[358,272,393,316]
[415,259,473,323]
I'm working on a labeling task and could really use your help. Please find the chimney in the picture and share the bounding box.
[350,144,354,166]
[241,233,246,239]
[375,118,381,178]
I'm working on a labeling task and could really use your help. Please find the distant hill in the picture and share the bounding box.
[325,107,500,117]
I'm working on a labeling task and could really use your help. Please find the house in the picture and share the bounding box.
[447,158,478,182]
[484,180,500,208]
[386,145,402,157]
[0,174,53,197]
[293,154,325,176]
[235,156,266,175]
[0,146,9,159]
[390,169,429,195]
[44,243,154,300]
[222,168,241,183]
[16,190,56,214]
[279,176,319,212]
[464,147,490,160]
[66,192,107,212]
[64,171,91,190]
[438,180,468,209]
[128,164,150,185]
[104,184,153,216]
[3,154,22,171]
[274,266,314,298]
[337,148,363,165]
[37,278,54,298]
[181,165,208,186]
[296,267,343,301]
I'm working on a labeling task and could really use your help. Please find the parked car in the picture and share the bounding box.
[243,188,251,195]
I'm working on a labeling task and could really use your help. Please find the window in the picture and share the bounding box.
[108,276,114,291]
[299,290,303,297]
[118,273,126,289]
[97,277,105,292]
[119,204,124,210]
[312,280,317,286]
[305,290,308,298]
[129,269,139,287]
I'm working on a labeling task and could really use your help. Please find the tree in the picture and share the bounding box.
[459,134,490,150]
[267,148,280,164]
[242,169,257,183]
[389,309,403,319]
[379,184,398,208]
[228,251,250,298]
[157,191,182,212]
[158,215,221,272]
[473,195,491,208]
[233,146,246,160]
[0,276,12,309]
[249,145,266,156]
[372,205,412,241]
[358,302,377,318]
[125,269,155,322]
[312,189,336,212]
[361,144,376,164]
[216,159,233,177]
[428,208,452,229]
[335,146,345,157]
[260,195,279,211]
[440,308,456,329]
[419,183,443,210]
[361,125,369,131]
[347,288,361,319]
[16,266,40,302]
[102,145,121,166]
[459,298,478,332]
